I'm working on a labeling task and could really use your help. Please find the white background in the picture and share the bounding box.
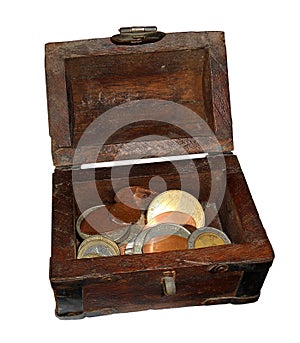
[1,1,299,342]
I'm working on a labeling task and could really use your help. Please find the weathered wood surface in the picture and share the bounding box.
[45,31,233,167]
[51,240,273,283]
[51,171,76,261]
[47,30,273,319]
[50,154,274,318]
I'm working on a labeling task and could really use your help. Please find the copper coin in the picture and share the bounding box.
[119,244,127,255]
[142,235,188,253]
[144,211,196,232]
[114,186,157,210]
[77,204,142,239]
[77,206,105,237]
[108,203,142,224]
[132,223,190,254]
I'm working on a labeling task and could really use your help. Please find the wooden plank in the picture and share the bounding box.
[53,137,233,166]
[45,31,233,167]
[50,240,273,283]
[50,154,274,318]
[226,170,271,243]
[51,171,76,261]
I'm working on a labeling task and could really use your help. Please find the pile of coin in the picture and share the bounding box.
[76,188,231,259]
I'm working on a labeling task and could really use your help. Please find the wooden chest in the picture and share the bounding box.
[46,27,274,319]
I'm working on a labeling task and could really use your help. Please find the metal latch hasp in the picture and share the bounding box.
[111,26,165,45]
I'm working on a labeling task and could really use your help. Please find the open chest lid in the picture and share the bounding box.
[45,28,233,168]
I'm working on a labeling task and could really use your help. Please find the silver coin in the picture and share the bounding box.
[124,241,135,255]
[131,229,150,254]
[144,223,191,243]
[132,223,191,254]
[76,205,105,240]
[103,225,131,244]
[76,206,142,243]
[117,224,143,246]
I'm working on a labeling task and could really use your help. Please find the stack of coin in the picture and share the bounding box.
[123,190,205,255]
[76,187,232,258]
[76,187,152,258]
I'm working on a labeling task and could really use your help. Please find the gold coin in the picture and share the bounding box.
[188,227,231,249]
[194,233,225,247]
[146,190,205,228]
[77,235,120,259]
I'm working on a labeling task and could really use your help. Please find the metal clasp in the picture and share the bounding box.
[111,26,165,45]
[161,271,176,296]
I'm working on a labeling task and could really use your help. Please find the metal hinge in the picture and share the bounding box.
[111,26,165,45]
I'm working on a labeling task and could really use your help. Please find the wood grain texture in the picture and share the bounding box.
[50,154,274,318]
[45,31,233,167]
[51,171,76,261]
[54,136,233,166]
[47,31,273,318]
[81,268,243,315]
[51,240,273,283]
